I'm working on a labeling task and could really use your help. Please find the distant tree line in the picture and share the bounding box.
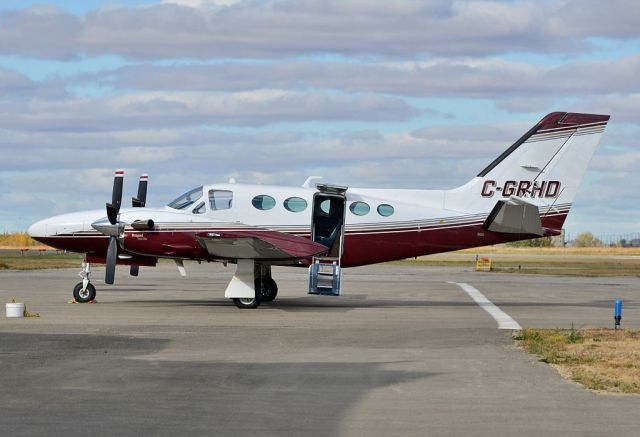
[0,232,37,247]
[505,237,553,247]
[506,231,640,248]
[572,232,603,247]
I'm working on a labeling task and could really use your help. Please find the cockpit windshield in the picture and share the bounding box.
[167,186,203,210]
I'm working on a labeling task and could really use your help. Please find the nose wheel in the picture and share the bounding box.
[73,261,97,303]
[73,282,96,303]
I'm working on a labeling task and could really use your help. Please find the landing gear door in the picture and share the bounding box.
[309,184,347,296]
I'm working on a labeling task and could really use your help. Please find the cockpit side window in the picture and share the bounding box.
[209,190,233,210]
[167,186,203,210]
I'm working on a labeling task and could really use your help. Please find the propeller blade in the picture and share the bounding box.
[130,265,139,277]
[106,169,124,225]
[132,174,148,208]
[105,236,118,284]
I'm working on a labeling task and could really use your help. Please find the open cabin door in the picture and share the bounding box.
[309,184,347,296]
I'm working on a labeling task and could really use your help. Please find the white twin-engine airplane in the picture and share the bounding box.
[28,112,609,308]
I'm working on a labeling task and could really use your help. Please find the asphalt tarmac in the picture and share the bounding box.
[1,263,639,436]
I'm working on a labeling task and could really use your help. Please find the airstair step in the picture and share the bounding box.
[308,258,341,296]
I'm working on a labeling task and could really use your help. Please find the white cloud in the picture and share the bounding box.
[94,56,640,99]
[0,89,417,132]
[0,1,638,60]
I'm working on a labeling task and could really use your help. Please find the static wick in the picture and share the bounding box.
[614,299,622,330]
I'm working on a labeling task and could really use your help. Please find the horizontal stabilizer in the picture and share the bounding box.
[483,197,543,236]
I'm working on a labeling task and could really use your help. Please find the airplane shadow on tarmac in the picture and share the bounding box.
[118,295,636,312]
[0,332,435,436]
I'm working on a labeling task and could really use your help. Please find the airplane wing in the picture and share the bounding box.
[195,229,328,261]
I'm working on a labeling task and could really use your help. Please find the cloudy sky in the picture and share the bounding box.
[1,0,638,238]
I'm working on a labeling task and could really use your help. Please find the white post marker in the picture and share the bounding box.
[451,282,521,330]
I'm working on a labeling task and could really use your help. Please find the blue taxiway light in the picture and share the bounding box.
[614,299,622,329]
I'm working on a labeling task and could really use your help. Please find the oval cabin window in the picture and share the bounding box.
[252,195,276,210]
[377,204,394,217]
[284,197,307,212]
[349,201,370,216]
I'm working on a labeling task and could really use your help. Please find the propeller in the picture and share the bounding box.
[106,170,124,226]
[92,170,125,285]
[106,234,119,284]
[106,170,124,284]
[132,174,148,208]
[92,171,154,283]
[130,174,149,277]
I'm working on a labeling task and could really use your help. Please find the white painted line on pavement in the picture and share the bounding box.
[450,282,522,330]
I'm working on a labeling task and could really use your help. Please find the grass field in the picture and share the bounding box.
[1,246,639,276]
[393,257,640,277]
[392,246,640,277]
[459,246,640,256]
[0,252,83,270]
[516,328,640,394]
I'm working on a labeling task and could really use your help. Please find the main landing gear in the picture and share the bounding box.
[231,276,278,309]
[73,261,97,303]
[228,261,278,309]
[258,277,278,302]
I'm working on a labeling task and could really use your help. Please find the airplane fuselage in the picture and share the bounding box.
[29,181,567,267]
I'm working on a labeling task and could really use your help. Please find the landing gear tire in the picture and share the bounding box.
[259,278,278,302]
[232,293,262,309]
[73,282,96,303]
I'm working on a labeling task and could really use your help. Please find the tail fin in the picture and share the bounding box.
[446,112,610,230]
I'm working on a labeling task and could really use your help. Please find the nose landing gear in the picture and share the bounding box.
[73,261,96,303]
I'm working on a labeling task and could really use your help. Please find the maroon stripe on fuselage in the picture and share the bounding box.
[35,235,110,253]
[33,212,568,266]
[341,213,567,267]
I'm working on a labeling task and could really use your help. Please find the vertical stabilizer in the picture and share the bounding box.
[445,112,609,230]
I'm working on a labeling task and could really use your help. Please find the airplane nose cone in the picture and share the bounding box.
[27,219,48,239]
